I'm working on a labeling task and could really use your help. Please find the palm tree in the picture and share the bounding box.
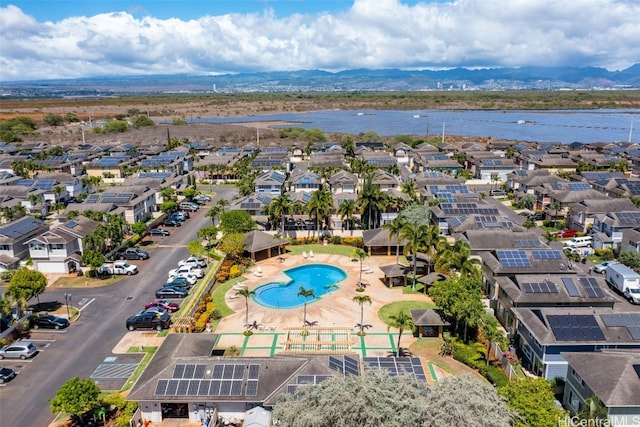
[236,287,255,333]
[387,311,415,357]
[53,185,65,204]
[358,174,385,229]
[307,186,333,240]
[353,294,372,336]
[270,194,292,235]
[337,199,357,233]
[216,198,230,213]
[399,222,428,289]
[520,193,537,210]
[400,180,418,202]
[297,286,316,328]
[206,205,222,226]
[383,216,406,264]
[436,241,481,279]
[549,201,563,228]
[27,193,42,212]
[352,248,368,288]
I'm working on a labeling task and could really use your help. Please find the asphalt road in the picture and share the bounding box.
[0,186,236,427]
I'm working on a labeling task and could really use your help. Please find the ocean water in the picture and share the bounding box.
[192,109,639,144]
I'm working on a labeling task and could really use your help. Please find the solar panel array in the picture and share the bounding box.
[521,282,558,294]
[139,172,172,179]
[286,375,332,396]
[328,355,361,376]
[531,250,563,260]
[446,216,467,229]
[154,363,260,397]
[600,313,640,340]
[547,315,605,341]
[616,212,640,225]
[561,277,582,297]
[0,217,43,238]
[624,182,640,196]
[362,357,426,380]
[482,159,504,166]
[514,239,543,248]
[551,182,565,190]
[441,203,499,216]
[634,365,640,379]
[579,277,606,298]
[496,250,532,268]
[568,182,591,191]
[474,215,514,229]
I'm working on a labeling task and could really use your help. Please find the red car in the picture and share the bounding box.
[145,300,180,312]
[557,229,577,238]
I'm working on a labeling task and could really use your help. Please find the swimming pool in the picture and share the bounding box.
[252,264,347,309]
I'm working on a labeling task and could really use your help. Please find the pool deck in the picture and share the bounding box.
[216,252,433,357]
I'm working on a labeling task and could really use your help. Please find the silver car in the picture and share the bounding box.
[0,341,38,360]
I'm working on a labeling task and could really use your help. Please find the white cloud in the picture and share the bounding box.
[1,0,638,81]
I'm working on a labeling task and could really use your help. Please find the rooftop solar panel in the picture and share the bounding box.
[531,250,563,260]
[561,277,581,297]
[521,282,558,293]
[496,250,532,268]
[246,380,259,396]
[568,182,591,191]
[189,379,203,396]
[514,239,543,248]
[155,379,168,395]
[547,314,605,342]
[579,277,605,298]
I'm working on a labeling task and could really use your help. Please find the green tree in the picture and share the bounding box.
[131,115,155,128]
[218,232,246,260]
[307,185,333,239]
[577,395,608,422]
[352,294,372,336]
[269,194,292,234]
[399,222,429,288]
[430,277,485,341]
[337,199,357,233]
[549,201,563,228]
[399,204,431,227]
[498,377,566,427]
[96,120,128,133]
[383,215,406,264]
[236,287,256,334]
[351,248,369,289]
[43,113,64,126]
[8,268,47,305]
[297,286,316,327]
[436,241,481,279]
[219,210,256,235]
[618,250,640,269]
[81,250,106,276]
[273,370,511,427]
[401,179,418,202]
[522,218,536,229]
[387,310,415,357]
[159,201,178,212]
[521,193,537,210]
[197,225,218,246]
[183,188,197,200]
[131,221,147,236]
[49,376,101,424]
[187,240,205,259]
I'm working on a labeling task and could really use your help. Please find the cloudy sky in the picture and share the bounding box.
[1,0,639,82]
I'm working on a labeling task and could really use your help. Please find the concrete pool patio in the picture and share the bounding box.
[214,251,434,359]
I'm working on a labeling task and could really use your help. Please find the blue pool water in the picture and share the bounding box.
[252,264,347,309]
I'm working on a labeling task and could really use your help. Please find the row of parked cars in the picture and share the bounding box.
[124,257,207,331]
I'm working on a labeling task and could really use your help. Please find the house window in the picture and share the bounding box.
[30,243,46,251]
[49,244,64,250]
[0,244,10,251]
[569,391,580,411]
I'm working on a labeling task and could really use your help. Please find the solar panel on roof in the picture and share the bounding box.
[362,357,426,380]
[496,250,532,268]
[210,380,221,395]
[231,380,243,396]
[547,314,605,342]
[248,364,260,379]
[188,379,200,395]
[176,380,189,396]
[561,277,581,297]
[198,380,211,396]
[514,239,542,248]
[166,379,179,395]
[173,364,186,379]
[184,364,195,379]
[219,380,232,396]
[521,282,558,293]
[568,182,591,191]
[633,364,640,378]
[629,328,640,340]
[344,356,360,376]
[246,380,259,396]
[212,365,224,379]
[155,379,168,395]
[532,250,563,260]
[579,277,605,298]
[616,212,640,225]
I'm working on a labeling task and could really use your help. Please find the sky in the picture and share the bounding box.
[1,0,639,82]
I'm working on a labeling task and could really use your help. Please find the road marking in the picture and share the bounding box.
[25,338,56,343]
[79,298,96,312]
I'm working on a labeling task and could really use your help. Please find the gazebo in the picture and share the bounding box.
[410,309,451,338]
[405,252,431,275]
[379,263,411,288]
[243,230,288,262]
[362,228,405,256]
[416,272,449,293]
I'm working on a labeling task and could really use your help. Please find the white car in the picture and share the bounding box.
[167,272,198,285]
[178,257,207,268]
[168,266,204,279]
[593,261,618,274]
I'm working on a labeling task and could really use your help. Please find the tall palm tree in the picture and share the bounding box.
[270,194,292,235]
[436,241,481,279]
[549,201,563,228]
[206,205,222,226]
[399,222,428,289]
[216,198,230,213]
[236,287,255,333]
[297,286,316,327]
[422,225,443,275]
[358,174,385,229]
[383,216,406,264]
[400,180,418,202]
[53,185,65,204]
[353,294,372,336]
[387,311,415,357]
[352,248,368,288]
[307,186,333,240]
[337,199,357,233]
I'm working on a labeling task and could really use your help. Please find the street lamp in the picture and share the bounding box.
[64,293,72,320]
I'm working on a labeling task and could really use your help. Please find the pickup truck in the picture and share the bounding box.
[118,248,150,260]
[98,261,138,276]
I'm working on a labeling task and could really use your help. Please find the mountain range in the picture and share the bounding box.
[1,65,639,97]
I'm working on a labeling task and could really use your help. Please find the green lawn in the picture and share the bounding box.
[210,276,243,317]
[285,244,360,257]
[378,300,436,325]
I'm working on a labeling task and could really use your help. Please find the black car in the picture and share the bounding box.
[155,286,188,299]
[0,366,16,384]
[528,212,546,221]
[162,219,182,227]
[31,314,70,330]
[149,228,170,236]
[126,311,171,331]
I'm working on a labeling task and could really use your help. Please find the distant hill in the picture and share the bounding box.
[1,65,638,97]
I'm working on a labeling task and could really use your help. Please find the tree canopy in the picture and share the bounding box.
[218,232,246,260]
[272,371,512,427]
[49,376,101,421]
[8,268,47,303]
[498,377,566,427]
[219,210,256,235]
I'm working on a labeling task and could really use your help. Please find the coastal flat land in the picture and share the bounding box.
[1,91,639,146]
